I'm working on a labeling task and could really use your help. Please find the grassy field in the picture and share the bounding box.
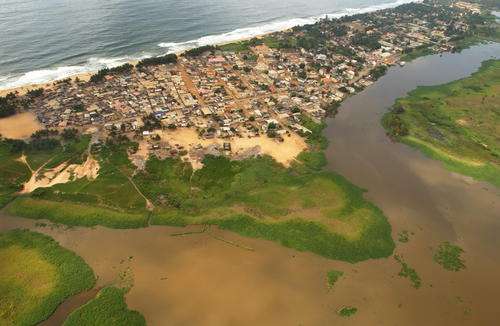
[63,287,145,326]
[0,135,90,209]
[382,59,500,187]
[0,229,96,325]
[7,198,148,229]
[0,142,30,207]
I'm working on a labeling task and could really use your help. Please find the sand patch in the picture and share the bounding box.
[455,118,469,126]
[129,141,150,170]
[21,155,100,194]
[156,128,307,168]
[406,136,485,167]
[0,112,43,139]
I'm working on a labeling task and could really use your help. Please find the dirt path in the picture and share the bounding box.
[179,64,206,106]
[16,154,33,173]
[124,173,154,211]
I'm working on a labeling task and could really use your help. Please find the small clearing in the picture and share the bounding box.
[156,128,307,169]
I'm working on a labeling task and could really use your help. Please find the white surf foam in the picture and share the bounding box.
[0,0,416,90]
[0,55,151,90]
[158,0,417,53]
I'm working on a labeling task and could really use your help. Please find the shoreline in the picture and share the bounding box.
[0,36,267,97]
[0,0,417,96]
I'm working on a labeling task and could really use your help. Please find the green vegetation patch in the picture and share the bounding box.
[382,60,500,187]
[8,139,152,228]
[6,197,148,229]
[434,242,466,271]
[398,230,410,243]
[337,306,358,317]
[401,45,433,62]
[299,114,328,150]
[394,254,421,289]
[63,287,145,326]
[326,270,344,289]
[6,125,394,263]
[0,142,30,208]
[0,229,95,325]
[218,38,264,52]
[0,131,90,209]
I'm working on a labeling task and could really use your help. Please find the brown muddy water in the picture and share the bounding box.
[38,288,101,326]
[1,43,500,326]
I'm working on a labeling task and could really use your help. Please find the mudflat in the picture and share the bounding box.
[0,112,42,139]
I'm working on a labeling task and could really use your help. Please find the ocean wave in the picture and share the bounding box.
[158,0,417,53]
[0,55,151,90]
[0,0,416,90]
[157,16,315,52]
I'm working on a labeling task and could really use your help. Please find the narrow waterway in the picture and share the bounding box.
[1,43,499,326]
[38,288,101,326]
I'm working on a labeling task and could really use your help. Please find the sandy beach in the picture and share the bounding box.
[0,72,94,97]
[0,34,273,97]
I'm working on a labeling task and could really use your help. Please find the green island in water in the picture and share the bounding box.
[383,59,500,187]
[0,230,95,325]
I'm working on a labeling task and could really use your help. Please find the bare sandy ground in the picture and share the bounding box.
[0,112,43,139]
[20,155,99,193]
[156,128,307,168]
[128,141,150,170]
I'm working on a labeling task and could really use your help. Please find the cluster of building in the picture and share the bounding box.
[24,1,484,160]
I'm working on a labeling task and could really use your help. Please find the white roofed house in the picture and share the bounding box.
[201,107,213,116]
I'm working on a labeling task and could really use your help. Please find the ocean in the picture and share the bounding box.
[0,0,414,90]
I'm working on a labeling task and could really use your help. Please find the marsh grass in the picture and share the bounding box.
[63,287,145,326]
[326,270,344,289]
[6,197,148,229]
[6,149,395,262]
[434,242,465,271]
[382,60,500,187]
[5,122,395,263]
[338,306,358,317]
[398,230,410,243]
[0,229,95,325]
[394,254,421,289]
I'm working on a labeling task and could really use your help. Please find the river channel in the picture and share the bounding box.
[1,42,499,325]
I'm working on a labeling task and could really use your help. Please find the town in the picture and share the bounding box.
[1,0,489,168]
